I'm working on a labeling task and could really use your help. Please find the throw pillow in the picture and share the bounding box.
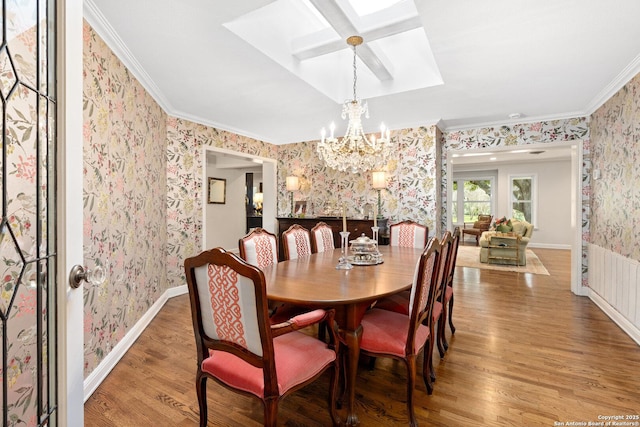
[497,221,513,233]
[511,220,526,236]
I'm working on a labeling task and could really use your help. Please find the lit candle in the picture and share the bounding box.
[342,206,347,232]
[374,206,378,227]
[321,127,326,142]
[380,122,385,139]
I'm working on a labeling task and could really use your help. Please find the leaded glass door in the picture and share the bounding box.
[1,0,58,425]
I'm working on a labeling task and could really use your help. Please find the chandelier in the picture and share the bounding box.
[317,36,393,174]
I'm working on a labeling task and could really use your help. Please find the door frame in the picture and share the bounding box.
[202,146,278,252]
[57,0,85,424]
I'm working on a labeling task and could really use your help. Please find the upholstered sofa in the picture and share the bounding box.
[479,219,534,265]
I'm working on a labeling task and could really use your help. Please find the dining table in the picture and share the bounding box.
[261,244,425,426]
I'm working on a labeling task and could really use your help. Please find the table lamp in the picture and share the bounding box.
[372,171,386,219]
[286,176,299,217]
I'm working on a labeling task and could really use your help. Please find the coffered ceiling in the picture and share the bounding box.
[85,0,640,145]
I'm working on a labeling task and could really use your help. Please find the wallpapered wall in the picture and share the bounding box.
[276,126,441,234]
[83,22,168,375]
[165,117,278,290]
[590,71,640,259]
[441,118,591,284]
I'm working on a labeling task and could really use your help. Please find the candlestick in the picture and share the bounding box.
[371,226,379,243]
[336,231,353,270]
[342,207,347,232]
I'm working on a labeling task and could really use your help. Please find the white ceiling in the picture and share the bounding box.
[85,0,640,145]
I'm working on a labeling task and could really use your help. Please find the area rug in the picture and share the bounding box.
[456,245,550,275]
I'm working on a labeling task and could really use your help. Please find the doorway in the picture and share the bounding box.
[202,147,277,252]
[446,141,584,295]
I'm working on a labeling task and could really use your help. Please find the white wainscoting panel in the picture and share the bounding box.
[588,244,640,345]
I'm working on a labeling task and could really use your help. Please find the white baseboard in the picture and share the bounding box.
[589,289,640,346]
[83,284,189,401]
[528,243,572,250]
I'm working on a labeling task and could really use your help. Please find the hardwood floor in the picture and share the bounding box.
[84,248,640,426]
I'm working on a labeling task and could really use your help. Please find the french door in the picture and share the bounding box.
[2,0,84,425]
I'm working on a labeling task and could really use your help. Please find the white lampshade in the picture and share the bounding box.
[372,171,386,189]
[286,176,299,191]
[254,192,263,203]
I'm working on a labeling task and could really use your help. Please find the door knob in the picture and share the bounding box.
[68,264,105,289]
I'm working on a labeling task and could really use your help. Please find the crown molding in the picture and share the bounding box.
[584,52,640,116]
[83,0,174,112]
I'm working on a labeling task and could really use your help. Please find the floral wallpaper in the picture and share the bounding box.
[165,118,277,289]
[83,21,168,375]
[442,118,591,285]
[277,126,441,235]
[590,71,640,260]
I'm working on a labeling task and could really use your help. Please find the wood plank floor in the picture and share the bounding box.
[84,248,640,426]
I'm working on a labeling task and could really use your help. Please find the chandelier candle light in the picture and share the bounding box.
[317,36,393,174]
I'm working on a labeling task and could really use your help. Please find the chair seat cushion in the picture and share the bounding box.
[361,308,430,358]
[445,285,453,302]
[432,301,442,322]
[202,331,336,397]
[373,290,410,315]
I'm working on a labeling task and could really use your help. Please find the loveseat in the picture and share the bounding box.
[479,219,534,265]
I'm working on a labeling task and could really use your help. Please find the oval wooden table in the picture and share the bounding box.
[262,245,424,426]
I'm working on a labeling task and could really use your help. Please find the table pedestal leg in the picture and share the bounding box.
[343,325,362,426]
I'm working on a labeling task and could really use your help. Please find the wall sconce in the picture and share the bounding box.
[286,176,299,217]
[372,171,386,219]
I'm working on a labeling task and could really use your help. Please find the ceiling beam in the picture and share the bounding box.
[302,0,398,81]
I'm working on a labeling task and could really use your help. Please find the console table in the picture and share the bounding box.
[276,217,388,260]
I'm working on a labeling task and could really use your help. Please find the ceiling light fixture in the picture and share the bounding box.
[317,36,393,174]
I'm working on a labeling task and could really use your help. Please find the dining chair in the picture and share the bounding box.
[373,230,453,361]
[310,221,335,253]
[281,224,312,260]
[184,247,341,427]
[238,227,279,269]
[358,237,442,427]
[389,220,428,249]
[439,226,461,353]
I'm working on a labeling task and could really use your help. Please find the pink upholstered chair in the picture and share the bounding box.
[359,238,442,426]
[184,247,341,427]
[389,220,428,249]
[310,221,335,253]
[439,227,461,353]
[281,224,312,260]
[238,227,279,269]
[374,230,453,366]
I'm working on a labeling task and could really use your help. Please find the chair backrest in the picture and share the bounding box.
[184,247,274,372]
[389,220,428,248]
[447,227,461,288]
[406,238,442,348]
[282,224,312,260]
[310,222,335,253]
[239,227,278,269]
[435,231,453,303]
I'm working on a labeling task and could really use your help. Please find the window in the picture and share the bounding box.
[510,175,536,223]
[451,177,494,224]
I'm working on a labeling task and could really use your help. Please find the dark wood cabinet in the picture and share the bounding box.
[246,216,262,233]
[276,217,388,260]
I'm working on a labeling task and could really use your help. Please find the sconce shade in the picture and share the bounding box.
[372,171,386,189]
[286,176,299,191]
[254,192,263,203]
